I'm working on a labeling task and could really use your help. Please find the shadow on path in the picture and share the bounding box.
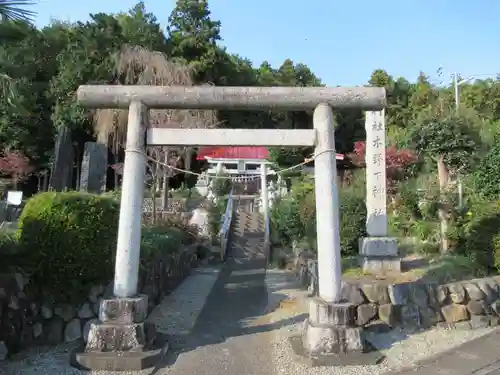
[150,203,292,375]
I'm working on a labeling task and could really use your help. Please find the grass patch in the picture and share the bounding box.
[271,246,491,286]
[340,253,489,284]
[419,254,488,284]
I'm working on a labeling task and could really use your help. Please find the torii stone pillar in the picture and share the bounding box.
[75,85,386,370]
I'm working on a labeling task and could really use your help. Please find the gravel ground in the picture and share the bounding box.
[263,269,498,375]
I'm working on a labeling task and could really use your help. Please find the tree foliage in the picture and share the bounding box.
[0,0,499,197]
[0,150,33,188]
[472,140,500,199]
[409,114,481,173]
[0,0,36,23]
[348,141,417,190]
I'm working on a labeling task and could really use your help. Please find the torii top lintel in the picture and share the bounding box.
[76,85,386,111]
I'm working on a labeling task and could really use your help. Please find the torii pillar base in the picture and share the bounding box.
[70,295,168,371]
[289,297,384,367]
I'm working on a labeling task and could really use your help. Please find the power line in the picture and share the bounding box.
[464,73,499,77]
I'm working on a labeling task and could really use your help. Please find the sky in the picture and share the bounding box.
[32,0,500,87]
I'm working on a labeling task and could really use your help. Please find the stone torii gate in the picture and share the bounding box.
[73,85,386,370]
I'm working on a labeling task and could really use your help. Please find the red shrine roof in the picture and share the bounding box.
[196,147,344,160]
[197,147,268,160]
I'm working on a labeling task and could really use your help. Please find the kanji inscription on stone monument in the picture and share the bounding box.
[365,110,387,236]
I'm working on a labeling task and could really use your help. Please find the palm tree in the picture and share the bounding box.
[0,0,36,23]
[0,1,36,103]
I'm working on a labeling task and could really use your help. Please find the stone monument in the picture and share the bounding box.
[79,142,108,194]
[359,110,400,273]
[49,125,73,191]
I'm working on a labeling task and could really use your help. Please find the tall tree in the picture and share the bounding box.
[409,108,481,253]
[116,2,167,52]
[167,0,221,82]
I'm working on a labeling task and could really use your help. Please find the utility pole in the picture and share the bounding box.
[453,73,460,114]
[452,73,472,207]
[453,73,477,113]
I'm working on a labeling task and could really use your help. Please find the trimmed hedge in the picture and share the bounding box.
[17,191,119,302]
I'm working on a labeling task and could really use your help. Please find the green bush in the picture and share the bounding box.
[103,188,121,201]
[0,230,18,254]
[140,225,189,270]
[270,197,304,246]
[270,175,314,247]
[270,179,367,256]
[0,230,19,272]
[338,190,367,255]
[207,197,229,238]
[472,140,500,199]
[17,192,119,302]
[455,199,500,272]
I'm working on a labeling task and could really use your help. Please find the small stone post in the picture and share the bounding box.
[359,110,400,273]
[260,163,269,225]
[79,142,108,194]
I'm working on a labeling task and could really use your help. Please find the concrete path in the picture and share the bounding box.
[383,329,500,375]
[158,204,275,375]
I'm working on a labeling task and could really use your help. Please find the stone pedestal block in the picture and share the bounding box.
[359,237,401,274]
[99,295,148,323]
[360,237,398,257]
[70,295,168,371]
[308,297,356,326]
[303,298,365,355]
[290,297,383,366]
[302,319,365,355]
[360,256,402,273]
[85,322,151,352]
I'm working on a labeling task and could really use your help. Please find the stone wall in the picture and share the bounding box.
[0,244,199,360]
[295,257,500,332]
